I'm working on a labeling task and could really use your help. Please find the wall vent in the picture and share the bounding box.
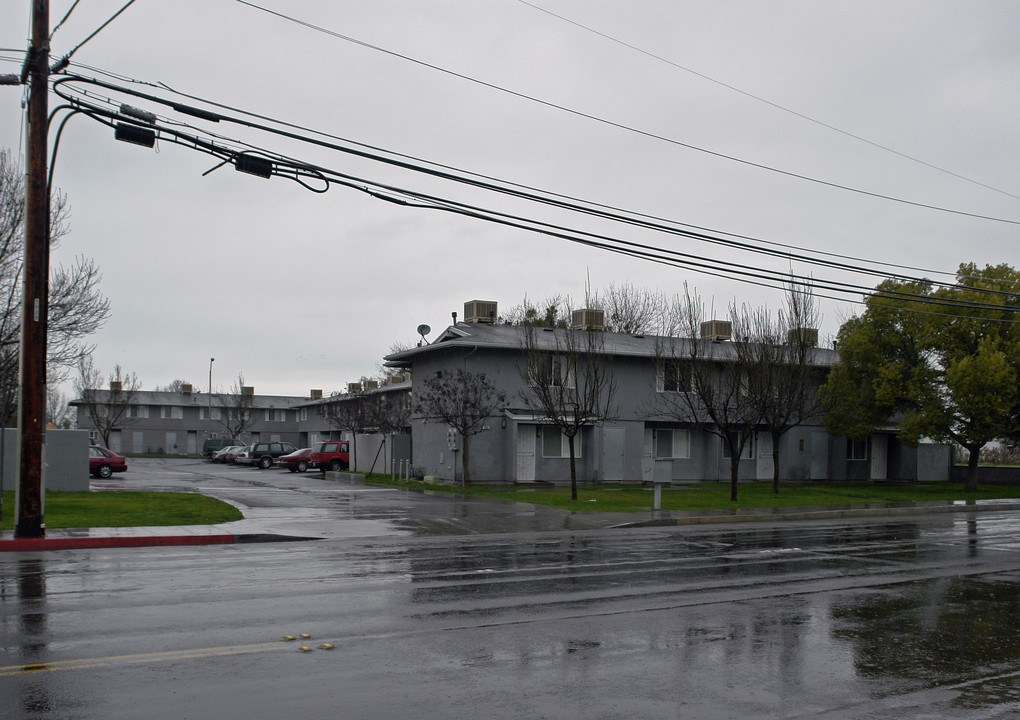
[464,300,498,324]
[700,320,732,341]
[571,308,605,331]
[788,327,819,347]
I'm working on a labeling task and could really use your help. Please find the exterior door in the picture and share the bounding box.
[602,427,625,481]
[870,434,888,480]
[516,425,536,483]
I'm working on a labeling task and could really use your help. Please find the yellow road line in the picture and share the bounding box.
[0,641,292,677]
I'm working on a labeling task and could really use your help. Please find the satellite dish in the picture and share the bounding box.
[417,324,431,345]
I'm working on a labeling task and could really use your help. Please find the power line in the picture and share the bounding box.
[54,71,967,289]
[517,0,1020,203]
[48,0,138,72]
[56,82,1020,323]
[235,0,1020,227]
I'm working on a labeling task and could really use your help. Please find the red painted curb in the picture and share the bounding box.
[0,535,237,552]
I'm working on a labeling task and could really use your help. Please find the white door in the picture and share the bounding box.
[516,426,536,483]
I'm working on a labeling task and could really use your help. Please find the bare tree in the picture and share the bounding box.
[601,281,667,334]
[518,318,618,500]
[653,288,765,502]
[73,358,141,447]
[748,285,824,493]
[322,389,373,472]
[414,369,507,487]
[364,389,412,474]
[0,149,110,407]
[154,379,195,393]
[46,385,74,428]
[217,374,256,441]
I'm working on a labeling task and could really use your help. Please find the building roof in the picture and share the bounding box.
[384,322,839,367]
[69,389,313,409]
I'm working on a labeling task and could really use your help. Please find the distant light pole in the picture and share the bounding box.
[208,357,214,446]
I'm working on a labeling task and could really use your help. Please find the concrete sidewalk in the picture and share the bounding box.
[4,496,1020,552]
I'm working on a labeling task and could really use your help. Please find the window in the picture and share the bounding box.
[533,355,575,389]
[299,408,308,421]
[542,427,580,458]
[848,438,868,460]
[126,405,149,419]
[655,428,690,459]
[264,409,286,422]
[160,406,183,420]
[657,359,690,393]
[722,432,755,459]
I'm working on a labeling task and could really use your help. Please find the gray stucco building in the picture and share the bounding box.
[385,315,942,486]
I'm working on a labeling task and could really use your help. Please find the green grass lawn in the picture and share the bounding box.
[365,477,1020,514]
[0,490,243,531]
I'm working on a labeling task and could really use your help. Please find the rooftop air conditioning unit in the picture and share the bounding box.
[788,327,819,347]
[388,374,405,385]
[464,300,498,324]
[310,389,323,399]
[109,381,122,392]
[571,308,605,331]
[347,382,362,393]
[700,320,732,341]
[241,386,255,396]
[181,383,193,395]
[364,380,379,390]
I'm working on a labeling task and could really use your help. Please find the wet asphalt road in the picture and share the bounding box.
[2,459,1020,719]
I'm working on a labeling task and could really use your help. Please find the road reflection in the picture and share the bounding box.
[15,559,52,713]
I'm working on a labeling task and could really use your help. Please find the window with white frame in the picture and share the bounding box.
[847,437,868,460]
[654,428,690,459]
[721,431,755,459]
[299,408,308,421]
[126,405,149,419]
[160,406,183,420]
[264,409,286,422]
[541,427,580,458]
[656,359,691,393]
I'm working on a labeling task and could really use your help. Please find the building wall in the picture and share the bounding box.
[1,428,90,494]
[401,330,947,486]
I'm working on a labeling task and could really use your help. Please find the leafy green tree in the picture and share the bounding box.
[821,264,1020,490]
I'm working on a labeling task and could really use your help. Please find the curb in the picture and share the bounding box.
[0,533,321,553]
[614,500,1020,528]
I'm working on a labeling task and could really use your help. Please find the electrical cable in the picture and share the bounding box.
[517,0,1020,203]
[52,72,1020,310]
[49,0,138,73]
[61,61,974,282]
[235,0,1020,227]
[62,92,1020,323]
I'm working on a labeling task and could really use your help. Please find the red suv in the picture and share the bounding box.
[309,441,350,472]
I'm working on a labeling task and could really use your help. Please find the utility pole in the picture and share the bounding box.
[16,0,50,538]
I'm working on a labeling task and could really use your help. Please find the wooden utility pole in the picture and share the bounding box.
[16,0,50,538]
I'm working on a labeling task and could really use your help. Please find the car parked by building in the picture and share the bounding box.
[309,440,350,472]
[211,445,244,463]
[278,447,313,473]
[89,445,128,478]
[240,441,299,469]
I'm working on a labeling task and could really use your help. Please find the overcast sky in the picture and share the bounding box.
[2,1,1018,398]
